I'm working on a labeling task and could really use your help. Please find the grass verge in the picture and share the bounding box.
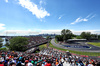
[88,42,100,47]
[39,44,47,50]
[55,39,58,44]
[0,47,7,51]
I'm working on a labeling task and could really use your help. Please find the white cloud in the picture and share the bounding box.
[39,0,46,5]
[5,0,8,2]
[71,17,88,24]
[39,0,43,5]
[58,15,63,19]
[0,29,61,36]
[1,29,61,36]
[86,14,92,18]
[40,30,61,34]
[1,29,100,36]
[72,30,100,35]
[18,0,50,19]
[90,14,96,19]
[71,14,96,24]
[0,23,6,30]
[2,30,39,36]
[58,16,61,19]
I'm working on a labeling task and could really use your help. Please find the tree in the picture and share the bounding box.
[5,41,10,47]
[61,29,73,41]
[76,36,82,39]
[0,42,3,48]
[61,29,66,35]
[55,35,63,41]
[98,35,100,40]
[91,34,98,39]
[0,38,3,48]
[55,29,73,42]
[46,36,51,40]
[80,32,91,40]
[9,36,29,51]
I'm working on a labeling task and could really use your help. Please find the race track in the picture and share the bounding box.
[51,39,100,52]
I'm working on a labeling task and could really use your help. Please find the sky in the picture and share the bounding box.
[0,0,100,36]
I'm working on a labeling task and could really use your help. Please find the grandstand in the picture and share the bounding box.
[25,36,48,49]
[67,39,87,42]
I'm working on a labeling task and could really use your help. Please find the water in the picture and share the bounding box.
[2,38,6,45]
[1,38,6,48]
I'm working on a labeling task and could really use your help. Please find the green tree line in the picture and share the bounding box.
[55,29,100,42]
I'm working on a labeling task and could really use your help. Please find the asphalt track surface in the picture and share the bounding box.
[51,39,100,52]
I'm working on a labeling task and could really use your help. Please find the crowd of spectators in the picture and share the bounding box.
[28,36,48,45]
[40,48,100,66]
[0,48,100,66]
[25,36,48,49]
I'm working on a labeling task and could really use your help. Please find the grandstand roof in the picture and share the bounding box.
[67,39,87,41]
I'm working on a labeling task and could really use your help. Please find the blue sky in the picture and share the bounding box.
[0,0,100,35]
